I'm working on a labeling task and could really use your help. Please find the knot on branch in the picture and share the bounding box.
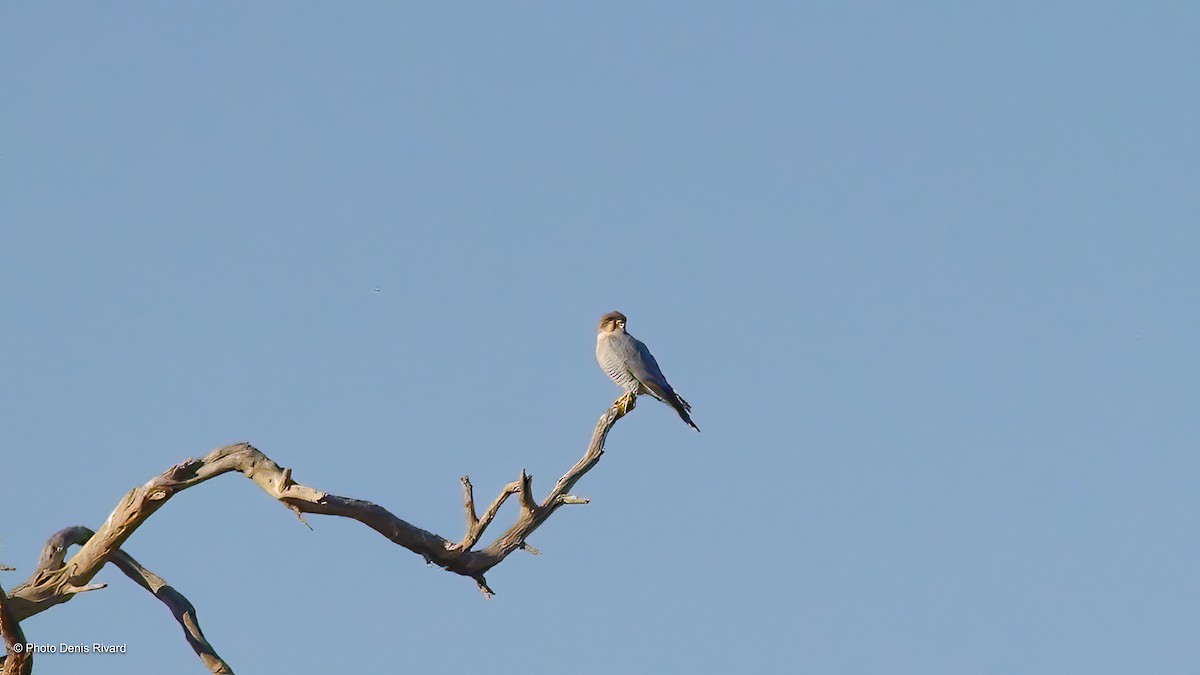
[166,458,204,482]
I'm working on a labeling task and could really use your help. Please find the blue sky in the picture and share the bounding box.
[2,3,1198,674]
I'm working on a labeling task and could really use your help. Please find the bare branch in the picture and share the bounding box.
[109,550,232,674]
[473,574,495,598]
[0,575,31,675]
[8,527,230,673]
[8,391,636,624]
[33,526,91,577]
[467,393,636,568]
[6,526,99,620]
[454,478,522,555]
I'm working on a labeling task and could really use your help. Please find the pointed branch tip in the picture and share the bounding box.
[291,507,313,530]
[518,469,538,513]
[474,575,495,598]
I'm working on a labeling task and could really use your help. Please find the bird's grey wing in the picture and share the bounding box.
[630,337,699,431]
[628,338,676,402]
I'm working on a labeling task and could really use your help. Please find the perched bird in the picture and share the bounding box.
[596,310,699,431]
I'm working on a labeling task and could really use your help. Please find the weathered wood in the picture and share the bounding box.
[109,548,232,674]
[4,393,637,671]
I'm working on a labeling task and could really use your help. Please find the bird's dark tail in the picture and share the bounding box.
[640,380,700,432]
[672,393,700,432]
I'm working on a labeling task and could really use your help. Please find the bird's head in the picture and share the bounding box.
[598,311,627,334]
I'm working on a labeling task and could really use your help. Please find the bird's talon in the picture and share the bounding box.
[618,391,636,414]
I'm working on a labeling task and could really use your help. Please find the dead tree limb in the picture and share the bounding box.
[0,570,32,675]
[4,393,638,672]
[9,526,231,674]
[109,548,232,674]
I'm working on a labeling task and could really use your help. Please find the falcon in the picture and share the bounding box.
[595,311,699,431]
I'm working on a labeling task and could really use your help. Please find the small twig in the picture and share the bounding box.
[64,582,106,595]
[289,506,313,530]
[518,470,538,514]
[460,476,479,533]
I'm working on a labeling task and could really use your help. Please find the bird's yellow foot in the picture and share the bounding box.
[616,391,637,415]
